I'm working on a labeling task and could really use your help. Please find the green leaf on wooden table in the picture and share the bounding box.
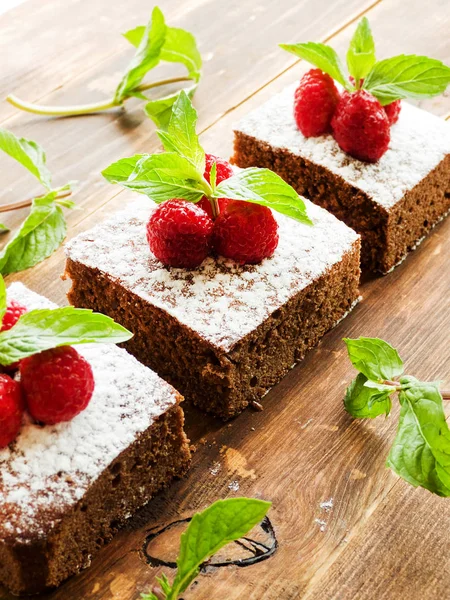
[114,6,167,104]
[387,376,450,496]
[216,167,313,225]
[279,42,350,89]
[0,224,9,233]
[102,152,207,203]
[0,128,52,189]
[345,373,393,418]
[0,307,133,365]
[363,54,450,105]
[0,190,73,276]
[152,90,205,172]
[0,275,6,325]
[346,17,376,84]
[344,337,404,382]
[102,154,147,184]
[123,25,146,47]
[144,86,197,129]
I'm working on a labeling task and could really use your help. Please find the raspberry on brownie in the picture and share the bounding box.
[64,196,360,420]
[232,84,450,273]
[0,283,191,595]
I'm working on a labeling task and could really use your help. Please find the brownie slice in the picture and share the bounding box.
[0,284,191,596]
[232,84,450,273]
[64,198,360,420]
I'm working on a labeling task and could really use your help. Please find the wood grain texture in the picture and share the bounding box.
[0,0,449,599]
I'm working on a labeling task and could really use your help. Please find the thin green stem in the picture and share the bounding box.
[6,76,194,118]
[382,380,450,399]
[0,189,72,213]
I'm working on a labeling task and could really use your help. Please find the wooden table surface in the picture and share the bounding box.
[1,1,449,598]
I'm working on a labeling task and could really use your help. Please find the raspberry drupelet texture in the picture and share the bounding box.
[213,201,279,264]
[331,89,390,162]
[198,153,234,218]
[1,300,27,331]
[294,69,340,137]
[20,346,95,425]
[147,200,214,268]
[384,99,402,125]
[0,374,24,448]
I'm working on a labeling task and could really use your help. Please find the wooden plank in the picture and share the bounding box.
[303,481,450,600]
[0,0,449,598]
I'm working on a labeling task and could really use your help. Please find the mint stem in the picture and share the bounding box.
[0,189,72,213]
[382,380,450,400]
[6,76,193,118]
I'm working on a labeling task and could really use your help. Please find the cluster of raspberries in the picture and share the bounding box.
[294,68,401,162]
[147,154,279,269]
[0,301,95,448]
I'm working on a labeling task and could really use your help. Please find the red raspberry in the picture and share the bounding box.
[331,90,390,162]
[198,154,234,218]
[1,300,27,331]
[0,374,24,448]
[20,347,94,425]
[294,69,340,137]
[213,201,279,264]
[384,99,401,125]
[147,200,214,268]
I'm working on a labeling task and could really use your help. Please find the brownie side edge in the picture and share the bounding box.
[0,404,190,595]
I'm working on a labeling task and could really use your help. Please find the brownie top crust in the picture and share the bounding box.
[0,283,179,543]
[65,198,358,353]
[235,83,450,210]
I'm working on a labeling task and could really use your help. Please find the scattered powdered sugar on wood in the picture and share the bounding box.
[235,83,450,210]
[319,498,333,513]
[0,283,179,543]
[66,196,358,353]
[314,518,327,532]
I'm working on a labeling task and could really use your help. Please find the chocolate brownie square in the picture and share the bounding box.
[65,198,360,420]
[0,284,191,595]
[232,84,450,273]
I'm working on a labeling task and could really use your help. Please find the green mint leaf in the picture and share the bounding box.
[215,168,313,225]
[153,90,205,173]
[124,23,201,84]
[346,17,376,84]
[102,154,147,184]
[0,276,6,324]
[168,498,271,598]
[363,54,450,105]
[0,128,52,189]
[0,307,133,365]
[160,25,202,83]
[279,42,350,89]
[0,224,9,233]
[103,152,206,203]
[344,373,392,418]
[114,7,166,104]
[209,160,217,191]
[144,86,197,129]
[387,376,450,496]
[0,191,73,275]
[344,337,403,382]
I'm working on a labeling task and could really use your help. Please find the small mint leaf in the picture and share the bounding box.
[114,7,166,104]
[102,154,147,184]
[0,128,52,189]
[0,306,133,365]
[387,376,450,496]
[344,337,403,382]
[344,373,392,418]
[0,225,9,234]
[346,17,376,84]
[279,42,350,89]
[363,54,450,105]
[160,26,202,83]
[145,86,197,129]
[216,167,313,225]
[209,160,217,191]
[123,25,146,47]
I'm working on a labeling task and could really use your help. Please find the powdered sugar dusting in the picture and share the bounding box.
[235,83,450,209]
[0,283,179,542]
[66,198,358,353]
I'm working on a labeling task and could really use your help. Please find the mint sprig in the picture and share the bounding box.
[280,17,450,105]
[0,301,132,366]
[104,91,313,226]
[141,498,271,600]
[344,337,450,496]
[7,7,202,118]
[0,129,76,275]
